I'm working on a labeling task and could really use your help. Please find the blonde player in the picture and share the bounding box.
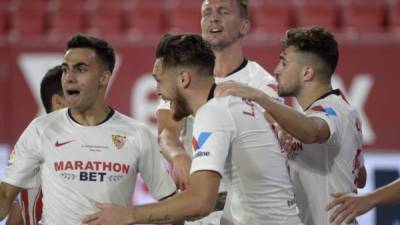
[156,2,281,223]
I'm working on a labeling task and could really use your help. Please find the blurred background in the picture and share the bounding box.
[0,0,399,224]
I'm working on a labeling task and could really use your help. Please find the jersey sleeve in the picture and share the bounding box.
[137,126,176,200]
[190,103,235,176]
[2,120,43,189]
[305,102,339,145]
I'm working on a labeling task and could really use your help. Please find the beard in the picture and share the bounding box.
[171,90,192,121]
[277,82,300,97]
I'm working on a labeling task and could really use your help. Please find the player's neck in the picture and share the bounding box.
[69,100,111,126]
[213,43,244,78]
[187,79,215,115]
[297,83,333,111]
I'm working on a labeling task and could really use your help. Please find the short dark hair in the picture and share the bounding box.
[282,26,339,77]
[40,65,63,113]
[66,33,116,73]
[156,33,215,76]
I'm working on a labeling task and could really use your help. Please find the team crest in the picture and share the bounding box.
[112,135,126,150]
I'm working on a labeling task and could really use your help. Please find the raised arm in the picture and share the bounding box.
[156,109,192,190]
[216,81,330,144]
[83,171,221,225]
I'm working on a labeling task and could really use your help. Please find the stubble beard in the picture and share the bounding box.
[207,32,242,52]
[171,90,192,121]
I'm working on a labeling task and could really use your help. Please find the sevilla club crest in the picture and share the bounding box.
[112,135,126,150]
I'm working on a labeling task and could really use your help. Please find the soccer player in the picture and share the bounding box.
[0,33,176,224]
[326,178,400,225]
[83,33,303,225]
[6,65,68,225]
[156,2,281,223]
[216,26,367,225]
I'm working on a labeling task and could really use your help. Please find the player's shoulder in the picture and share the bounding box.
[111,110,153,133]
[307,90,355,117]
[247,60,275,81]
[196,96,244,128]
[31,108,68,129]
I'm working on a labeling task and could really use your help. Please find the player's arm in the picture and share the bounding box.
[5,202,23,225]
[156,109,192,190]
[82,171,221,225]
[0,182,22,221]
[216,81,330,144]
[327,178,400,225]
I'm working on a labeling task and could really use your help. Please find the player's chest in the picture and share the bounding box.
[41,128,139,166]
[41,129,140,183]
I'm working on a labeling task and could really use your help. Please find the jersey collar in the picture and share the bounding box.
[207,83,217,101]
[224,58,248,77]
[304,89,341,111]
[67,107,115,126]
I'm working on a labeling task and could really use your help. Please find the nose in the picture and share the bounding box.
[155,84,162,96]
[210,14,220,23]
[273,65,281,79]
[207,11,221,24]
[63,70,77,83]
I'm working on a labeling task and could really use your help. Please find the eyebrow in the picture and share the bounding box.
[61,62,89,68]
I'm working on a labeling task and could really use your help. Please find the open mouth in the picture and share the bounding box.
[66,90,80,96]
[209,27,223,34]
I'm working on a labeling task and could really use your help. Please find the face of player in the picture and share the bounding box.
[273,46,304,97]
[153,59,192,121]
[201,0,249,51]
[61,48,109,112]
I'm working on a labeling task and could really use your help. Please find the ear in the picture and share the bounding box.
[302,66,316,82]
[179,70,191,89]
[51,94,68,112]
[239,19,251,37]
[100,71,111,86]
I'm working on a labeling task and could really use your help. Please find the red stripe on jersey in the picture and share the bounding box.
[20,190,31,225]
[267,84,278,92]
[33,188,43,225]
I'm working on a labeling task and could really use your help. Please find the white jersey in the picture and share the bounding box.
[190,95,302,225]
[3,108,176,225]
[157,60,282,156]
[157,60,281,225]
[287,89,364,225]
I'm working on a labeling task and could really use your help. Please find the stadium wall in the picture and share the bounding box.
[0,38,399,224]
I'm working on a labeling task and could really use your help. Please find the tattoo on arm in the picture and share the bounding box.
[148,214,172,223]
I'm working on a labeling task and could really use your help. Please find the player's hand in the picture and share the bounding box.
[277,126,295,152]
[326,192,374,225]
[171,152,192,191]
[215,81,262,101]
[82,203,134,225]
